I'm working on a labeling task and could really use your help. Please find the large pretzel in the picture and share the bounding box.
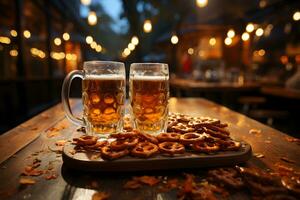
[131,142,158,158]
[73,135,98,146]
[157,132,181,142]
[137,133,159,144]
[109,131,138,139]
[101,146,129,160]
[158,142,185,155]
[110,137,139,151]
[220,140,241,151]
[192,140,220,153]
[180,132,205,145]
[172,123,195,133]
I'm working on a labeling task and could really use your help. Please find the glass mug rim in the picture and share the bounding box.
[83,60,125,70]
[130,62,168,67]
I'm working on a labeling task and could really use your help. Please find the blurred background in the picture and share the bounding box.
[0,0,300,137]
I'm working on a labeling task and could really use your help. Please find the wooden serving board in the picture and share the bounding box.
[62,141,252,172]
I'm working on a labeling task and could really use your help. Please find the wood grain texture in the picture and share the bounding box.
[0,98,299,200]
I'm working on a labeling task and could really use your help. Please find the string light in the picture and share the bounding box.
[66,53,77,61]
[246,23,255,33]
[227,29,235,38]
[23,30,31,38]
[196,0,208,8]
[54,37,62,46]
[96,45,102,52]
[293,11,300,21]
[258,49,265,56]
[131,36,139,45]
[255,28,264,36]
[188,48,194,55]
[90,41,97,49]
[241,32,250,41]
[209,37,216,46]
[143,20,152,33]
[128,43,135,50]
[9,49,18,57]
[86,36,93,44]
[30,48,46,59]
[81,0,91,6]
[51,52,65,60]
[224,37,232,46]
[63,33,70,41]
[0,36,11,44]
[123,48,131,56]
[88,11,97,26]
[171,34,179,44]
[10,30,17,37]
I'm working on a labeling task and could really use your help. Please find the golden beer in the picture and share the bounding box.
[130,76,169,134]
[82,75,125,134]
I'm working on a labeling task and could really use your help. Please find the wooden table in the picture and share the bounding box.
[0,98,299,199]
[261,86,300,100]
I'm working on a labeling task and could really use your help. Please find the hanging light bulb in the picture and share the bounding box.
[23,30,31,39]
[246,23,255,33]
[171,34,179,44]
[227,29,235,38]
[143,20,152,33]
[128,43,135,51]
[224,37,232,46]
[88,11,97,26]
[196,0,208,8]
[10,30,17,37]
[63,33,70,41]
[131,36,139,45]
[209,37,216,46]
[81,0,91,6]
[241,32,250,41]
[188,48,194,55]
[255,28,264,37]
[86,36,93,44]
[293,11,300,21]
[54,37,62,46]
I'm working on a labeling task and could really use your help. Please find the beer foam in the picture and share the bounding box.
[132,75,168,81]
[85,74,125,80]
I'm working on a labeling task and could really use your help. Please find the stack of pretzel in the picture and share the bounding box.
[72,113,241,160]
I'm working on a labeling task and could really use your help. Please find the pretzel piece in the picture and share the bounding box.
[180,132,205,145]
[110,137,139,151]
[158,142,185,155]
[73,135,98,146]
[131,142,158,158]
[101,146,129,160]
[192,140,220,153]
[157,132,181,142]
[137,133,159,144]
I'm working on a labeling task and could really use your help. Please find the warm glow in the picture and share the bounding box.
[293,11,300,21]
[128,43,135,50]
[224,37,232,46]
[246,23,255,33]
[295,55,300,64]
[63,33,70,41]
[51,52,65,60]
[259,0,267,8]
[88,11,97,26]
[255,28,264,36]
[143,20,152,33]
[227,29,235,38]
[81,0,91,6]
[131,36,139,45]
[280,55,288,64]
[171,34,179,44]
[241,32,250,41]
[10,49,18,57]
[86,36,93,44]
[188,48,194,55]
[10,30,17,37]
[95,45,102,52]
[196,0,208,8]
[209,37,216,46]
[30,48,45,59]
[23,30,31,38]
[90,41,97,49]
[124,48,131,56]
[258,49,265,56]
[0,36,11,44]
[66,53,77,61]
[54,37,62,46]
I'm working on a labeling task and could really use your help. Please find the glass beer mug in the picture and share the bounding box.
[62,61,126,137]
[129,63,169,135]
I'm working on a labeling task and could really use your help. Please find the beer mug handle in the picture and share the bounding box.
[61,70,84,126]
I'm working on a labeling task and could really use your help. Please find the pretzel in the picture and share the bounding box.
[220,140,241,151]
[158,142,185,155]
[137,133,159,144]
[180,132,205,145]
[208,168,244,189]
[110,137,139,150]
[73,135,98,146]
[205,124,230,135]
[84,140,109,151]
[109,132,138,139]
[172,123,195,133]
[192,140,220,153]
[203,127,230,139]
[131,142,159,158]
[101,146,129,160]
[157,132,181,142]
[188,117,220,128]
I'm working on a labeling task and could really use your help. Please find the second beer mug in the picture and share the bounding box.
[62,61,126,137]
[129,63,169,135]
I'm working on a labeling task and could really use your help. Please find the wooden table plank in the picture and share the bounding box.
[0,98,299,200]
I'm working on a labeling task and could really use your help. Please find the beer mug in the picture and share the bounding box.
[129,63,169,135]
[62,61,126,137]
